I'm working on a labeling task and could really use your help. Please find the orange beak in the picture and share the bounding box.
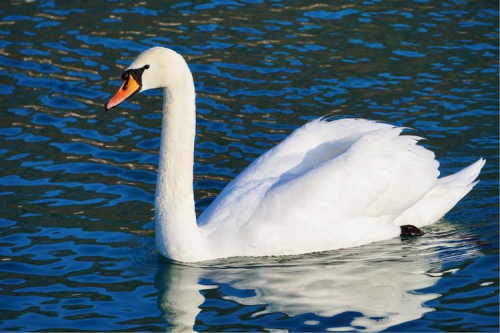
[105,74,141,111]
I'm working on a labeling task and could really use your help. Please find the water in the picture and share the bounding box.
[0,0,498,331]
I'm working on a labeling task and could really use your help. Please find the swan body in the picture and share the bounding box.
[105,47,484,263]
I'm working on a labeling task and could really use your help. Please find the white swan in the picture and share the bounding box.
[105,47,484,263]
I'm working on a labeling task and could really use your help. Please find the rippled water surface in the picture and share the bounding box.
[1,0,499,331]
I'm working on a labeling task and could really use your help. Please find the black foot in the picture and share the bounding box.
[400,225,425,237]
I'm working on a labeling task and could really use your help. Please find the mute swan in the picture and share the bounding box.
[105,47,484,263]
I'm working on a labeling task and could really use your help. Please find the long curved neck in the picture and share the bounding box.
[155,79,208,262]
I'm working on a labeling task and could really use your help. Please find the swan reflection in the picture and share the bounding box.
[155,226,480,331]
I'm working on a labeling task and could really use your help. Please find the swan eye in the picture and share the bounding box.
[121,71,129,81]
[144,64,150,69]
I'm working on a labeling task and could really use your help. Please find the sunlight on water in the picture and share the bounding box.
[0,0,498,331]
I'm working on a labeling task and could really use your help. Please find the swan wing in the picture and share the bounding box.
[198,118,392,227]
[199,119,440,256]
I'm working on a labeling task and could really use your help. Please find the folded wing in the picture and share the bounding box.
[199,119,442,257]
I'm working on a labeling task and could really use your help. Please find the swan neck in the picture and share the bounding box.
[155,83,207,262]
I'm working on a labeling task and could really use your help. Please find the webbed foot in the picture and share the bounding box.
[400,225,425,237]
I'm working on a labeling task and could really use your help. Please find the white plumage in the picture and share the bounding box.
[106,47,484,263]
[199,118,484,259]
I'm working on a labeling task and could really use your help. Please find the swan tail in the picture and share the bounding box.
[393,158,485,228]
[438,158,486,186]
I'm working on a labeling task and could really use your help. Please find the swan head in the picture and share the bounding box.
[105,47,191,111]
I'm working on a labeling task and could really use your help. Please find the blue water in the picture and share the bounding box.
[0,0,498,331]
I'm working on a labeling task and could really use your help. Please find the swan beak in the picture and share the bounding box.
[105,75,141,111]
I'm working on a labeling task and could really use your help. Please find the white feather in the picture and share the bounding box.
[111,47,484,262]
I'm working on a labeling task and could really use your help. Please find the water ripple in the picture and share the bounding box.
[0,0,498,331]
